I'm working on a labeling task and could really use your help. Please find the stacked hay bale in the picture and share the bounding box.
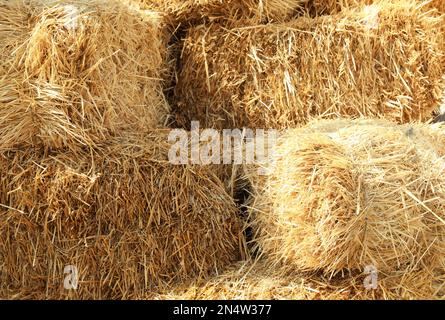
[0,0,169,151]
[244,119,445,298]
[1,0,442,301]
[0,132,242,299]
[143,0,444,300]
[0,0,242,299]
[174,0,444,129]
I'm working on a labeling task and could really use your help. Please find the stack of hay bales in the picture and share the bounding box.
[174,0,444,129]
[1,0,444,300]
[0,0,242,299]
[245,119,445,297]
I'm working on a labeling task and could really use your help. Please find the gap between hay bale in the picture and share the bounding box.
[245,119,445,283]
[174,0,444,129]
[0,0,170,152]
[0,130,243,299]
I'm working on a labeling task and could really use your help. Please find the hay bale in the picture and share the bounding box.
[0,131,242,299]
[135,0,307,25]
[175,0,444,129]
[247,119,445,278]
[0,0,169,152]
[150,260,445,299]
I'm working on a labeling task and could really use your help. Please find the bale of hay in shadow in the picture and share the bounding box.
[0,0,169,152]
[245,119,445,281]
[175,0,444,129]
[149,259,445,299]
[0,131,243,299]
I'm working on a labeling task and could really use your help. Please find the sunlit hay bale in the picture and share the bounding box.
[246,119,445,279]
[135,0,307,25]
[175,0,444,130]
[0,0,169,152]
[149,260,445,299]
[0,131,242,299]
